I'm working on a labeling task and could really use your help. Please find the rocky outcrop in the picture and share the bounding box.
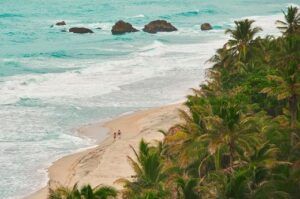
[111,20,139,35]
[201,23,213,31]
[143,20,177,33]
[56,21,66,26]
[69,27,93,34]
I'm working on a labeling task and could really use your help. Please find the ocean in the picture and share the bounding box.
[0,0,298,198]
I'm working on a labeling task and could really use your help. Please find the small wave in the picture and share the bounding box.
[0,13,23,18]
[212,25,223,30]
[23,51,70,59]
[113,36,134,41]
[15,97,44,107]
[141,40,165,50]
[162,8,217,19]
[138,40,166,56]
[0,58,83,78]
[89,22,113,31]
[127,14,145,19]
[177,10,200,17]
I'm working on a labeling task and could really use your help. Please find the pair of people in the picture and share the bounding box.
[113,130,122,140]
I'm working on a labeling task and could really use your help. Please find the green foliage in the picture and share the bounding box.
[48,184,117,199]
[45,6,299,199]
[117,140,168,198]
[225,19,262,62]
[176,177,200,199]
[276,6,300,36]
[122,6,300,199]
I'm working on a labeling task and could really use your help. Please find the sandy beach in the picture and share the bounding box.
[28,103,183,199]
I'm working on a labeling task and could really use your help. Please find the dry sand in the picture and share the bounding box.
[27,103,183,199]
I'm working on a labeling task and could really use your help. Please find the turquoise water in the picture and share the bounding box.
[0,0,298,198]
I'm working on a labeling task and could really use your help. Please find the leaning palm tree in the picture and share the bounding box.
[276,6,300,36]
[225,19,262,63]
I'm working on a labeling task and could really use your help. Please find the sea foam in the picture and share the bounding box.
[0,0,294,198]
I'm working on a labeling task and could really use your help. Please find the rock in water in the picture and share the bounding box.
[56,21,66,26]
[111,20,139,35]
[69,27,94,34]
[143,20,177,33]
[201,23,213,31]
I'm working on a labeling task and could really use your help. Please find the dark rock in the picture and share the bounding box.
[201,23,213,31]
[56,21,66,26]
[69,27,93,34]
[143,20,177,33]
[111,20,139,35]
[96,27,102,30]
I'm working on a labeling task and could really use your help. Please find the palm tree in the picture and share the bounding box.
[276,6,300,36]
[210,47,234,70]
[176,177,200,199]
[49,184,81,199]
[261,36,300,146]
[118,140,167,198]
[80,185,117,199]
[119,8,300,199]
[48,184,117,199]
[225,19,262,63]
[197,97,264,168]
[129,140,165,186]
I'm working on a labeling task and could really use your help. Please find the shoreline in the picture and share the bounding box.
[27,103,184,199]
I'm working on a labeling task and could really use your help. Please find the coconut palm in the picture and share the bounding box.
[49,184,117,199]
[225,19,262,63]
[210,47,234,70]
[80,185,117,199]
[129,140,165,186]
[261,36,300,146]
[207,155,289,199]
[118,140,168,198]
[276,6,300,36]
[176,177,200,199]
[49,184,81,199]
[273,164,300,199]
[197,97,264,168]
[87,9,300,199]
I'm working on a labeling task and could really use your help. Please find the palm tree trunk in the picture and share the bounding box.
[175,187,180,199]
[289,94,298,146]
[229,141,235,168]
[214,148,221,170]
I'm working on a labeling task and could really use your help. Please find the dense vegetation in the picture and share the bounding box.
[49,6,300,199]
[119,6,300,199]
[49,184,117,199]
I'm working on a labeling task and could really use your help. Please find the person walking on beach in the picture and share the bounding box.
[118,129,122,139]
[113,132,117,141]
